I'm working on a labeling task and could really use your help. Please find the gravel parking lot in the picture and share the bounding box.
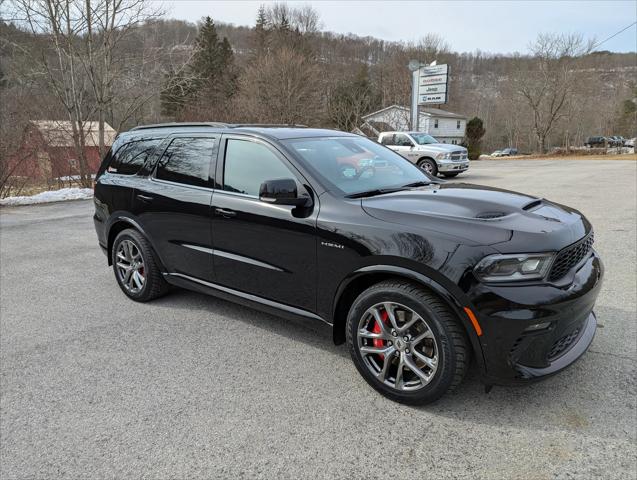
[1,159,635,479]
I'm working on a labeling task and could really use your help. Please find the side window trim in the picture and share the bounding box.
[215,134,308,199]
[149,133,219,190]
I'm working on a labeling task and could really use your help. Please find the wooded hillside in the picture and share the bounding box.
[1,1,635,191]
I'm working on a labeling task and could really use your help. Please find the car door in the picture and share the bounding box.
[210,134,317,311]
[132,134,218,282]
[392,133,414,158]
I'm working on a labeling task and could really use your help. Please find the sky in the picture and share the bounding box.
[161,0,637,54]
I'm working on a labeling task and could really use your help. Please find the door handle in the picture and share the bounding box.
[214,207,236,218]
[136,194,154,203]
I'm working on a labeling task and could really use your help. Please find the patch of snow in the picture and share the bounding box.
[0,188,93,206]
[55,174,96,181]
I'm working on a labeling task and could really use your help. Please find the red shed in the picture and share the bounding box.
[10,120,117,180]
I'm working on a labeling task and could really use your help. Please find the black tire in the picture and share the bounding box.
[346,280,469,405]
[111,228,169,302]
[442,172,460,178]
[417,158,438,176]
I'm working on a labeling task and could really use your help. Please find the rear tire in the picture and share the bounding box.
[112,229,169,302]
[346,280,470,405]
[417,158,438,177]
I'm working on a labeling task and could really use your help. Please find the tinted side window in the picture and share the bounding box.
[223,139,294,196]
[155,137,215,187]
[107,139,160,175]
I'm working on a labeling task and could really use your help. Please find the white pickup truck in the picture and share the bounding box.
[378,131,469,177]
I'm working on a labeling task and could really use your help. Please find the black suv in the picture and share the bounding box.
[94,123,603,404]
[584,136,607,148]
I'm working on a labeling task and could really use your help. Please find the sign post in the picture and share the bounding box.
[408,60,420,131]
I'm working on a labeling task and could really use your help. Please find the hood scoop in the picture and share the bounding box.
[522,199,543,211]
[475,212,507,219]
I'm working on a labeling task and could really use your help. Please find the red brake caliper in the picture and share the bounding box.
[372,310,389,359]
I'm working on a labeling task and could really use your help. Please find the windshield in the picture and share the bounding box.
[408,133,438,145]
[283,136,430,196]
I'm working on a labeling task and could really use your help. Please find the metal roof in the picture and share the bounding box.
[30,120,117,147]
[362,105,467,120]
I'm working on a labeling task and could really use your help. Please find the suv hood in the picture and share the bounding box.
[416,143,466,153]
[361,183,591,252]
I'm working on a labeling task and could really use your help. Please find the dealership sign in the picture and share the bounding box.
[418,63,449,105]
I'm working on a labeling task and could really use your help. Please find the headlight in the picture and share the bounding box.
[474,253,554,282]
[436,153,451,160]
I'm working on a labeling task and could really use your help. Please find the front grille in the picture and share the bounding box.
[548,328,580,360]
[548,232,594,282]
[450,151,467,161]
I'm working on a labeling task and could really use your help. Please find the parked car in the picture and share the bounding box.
[608,136,625,147]
[584,136,607,148]
[94,123,603,405]
[625,138,635,148]
[491,148,518,157]
[378,131,468,177]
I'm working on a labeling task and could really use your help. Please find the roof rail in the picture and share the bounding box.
[230,123,308,128]
[130,122,229,131]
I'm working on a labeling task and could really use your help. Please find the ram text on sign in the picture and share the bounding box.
[419,93,447,104]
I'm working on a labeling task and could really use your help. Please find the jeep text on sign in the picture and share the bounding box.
[420,83,447,94]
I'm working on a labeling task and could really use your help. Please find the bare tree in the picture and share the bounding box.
[8,0,163,185]
[236,46,321,124]
[79,0,163,156]
[513,33,594,153]
[291,4,321,35]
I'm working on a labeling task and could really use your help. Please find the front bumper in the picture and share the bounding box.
[469,250,603,385]
[437,160,469,173]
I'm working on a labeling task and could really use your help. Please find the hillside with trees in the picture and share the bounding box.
[1,1,635,194]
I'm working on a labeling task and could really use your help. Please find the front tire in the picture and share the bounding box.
[112,229,169,302]
[417,158,438,176]
[346,280,469,405]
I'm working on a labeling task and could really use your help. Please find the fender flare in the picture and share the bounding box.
[105,214,166,272]
[333,264,487,374]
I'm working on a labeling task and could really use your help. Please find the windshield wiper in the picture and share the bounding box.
[347,181,432,199]
[346,187,406,199]
[401,181,430,188]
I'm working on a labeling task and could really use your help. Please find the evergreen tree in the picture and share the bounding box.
[465,117,486,160]
[253,5,269,56]
[190,17,223,86]
[171,16,238,120]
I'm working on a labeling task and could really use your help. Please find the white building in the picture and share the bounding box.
[358,105,467,145]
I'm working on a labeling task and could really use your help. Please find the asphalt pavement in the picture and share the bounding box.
[1,159,635,479]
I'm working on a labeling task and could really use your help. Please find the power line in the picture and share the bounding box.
[591,21,637,50]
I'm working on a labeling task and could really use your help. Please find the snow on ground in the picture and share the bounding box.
[0,188,93,206]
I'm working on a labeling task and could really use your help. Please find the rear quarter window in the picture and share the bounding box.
[107,138,161,175]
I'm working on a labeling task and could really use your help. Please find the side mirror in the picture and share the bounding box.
[259,178,309,207]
